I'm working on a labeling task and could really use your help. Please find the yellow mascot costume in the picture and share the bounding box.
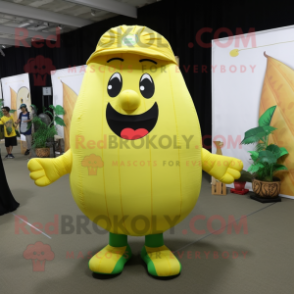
[28,25,243,278]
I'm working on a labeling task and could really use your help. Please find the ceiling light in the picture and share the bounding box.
[0,48,5,57]
[91,9,96,16]
[58,25,62,30]
[18,22,30,28]
[2,45,6,48]
[33,25,47,31]
[43,22,49,27]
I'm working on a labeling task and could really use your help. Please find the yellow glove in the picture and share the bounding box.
[202,148,243,184]
[28,149,73,187]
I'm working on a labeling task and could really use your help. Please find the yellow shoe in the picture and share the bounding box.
[89,244,132,275]
[141,245,181,277]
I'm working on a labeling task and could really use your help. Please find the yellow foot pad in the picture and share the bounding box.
[141,245,181,277]
[89,244,132,275]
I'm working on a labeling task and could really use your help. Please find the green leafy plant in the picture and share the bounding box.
[48,105,66,127]
[241,106,288,182]
[30,104,38,114]
[31,118,57,148]
[30,104,65,149]
[236,169,253,183]
[28,104,65,130]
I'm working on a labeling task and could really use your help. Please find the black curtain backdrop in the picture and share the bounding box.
[1,0,294,149]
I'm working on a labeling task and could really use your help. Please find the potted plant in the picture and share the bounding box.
[241,106,288,198]
[234,169,252,191]
[30,105,65,158]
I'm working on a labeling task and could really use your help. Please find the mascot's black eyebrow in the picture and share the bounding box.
[139,59,157,64]
[107,58,124,63]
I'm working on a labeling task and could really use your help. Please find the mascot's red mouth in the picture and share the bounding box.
[120,128,149,140]
[106,103,158,140]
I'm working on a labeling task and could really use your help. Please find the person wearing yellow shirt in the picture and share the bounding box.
[0,107,17,159]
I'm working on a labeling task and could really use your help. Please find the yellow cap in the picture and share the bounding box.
[86,25,177,65]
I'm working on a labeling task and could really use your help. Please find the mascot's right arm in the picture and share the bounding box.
[28,149,72,186]
[201,148,243,183]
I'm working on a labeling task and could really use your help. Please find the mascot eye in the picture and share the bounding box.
[139,73,155,98]
[107,72,122,97]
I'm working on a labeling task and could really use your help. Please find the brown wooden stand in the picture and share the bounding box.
[211,141,227,195]
[211,182,227,195]
[20,140,27,155]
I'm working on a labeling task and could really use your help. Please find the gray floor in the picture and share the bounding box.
[0,143,293,294]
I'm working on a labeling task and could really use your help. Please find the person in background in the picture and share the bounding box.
[15,104,32,156]
[0,108,4,140]
[0,147,19,215]
[0,107,17,159]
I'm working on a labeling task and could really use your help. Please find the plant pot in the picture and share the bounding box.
[234,181,246,191]
[252,179,281,198]
[35,148,50,158]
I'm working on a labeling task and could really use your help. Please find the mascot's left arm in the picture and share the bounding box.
[201,148,243,183]
[28,149,72,186]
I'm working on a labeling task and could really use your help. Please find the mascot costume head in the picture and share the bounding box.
[28,25,243,278]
